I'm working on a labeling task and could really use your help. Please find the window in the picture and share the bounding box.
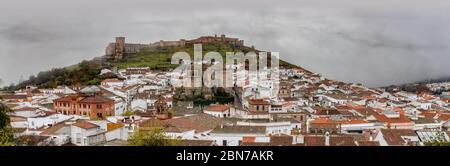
[76,133,81,144]
[97,104,102,109]
[222,140,227,146]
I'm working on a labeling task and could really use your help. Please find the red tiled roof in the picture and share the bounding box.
[107,123,124,131]
[378,98,389,103]
[72,121,99,129]
[438,113,450,121]
[380,129,417,146]
[140,114,226,133]
[206,105,230,112]
[373,113,412,124]
[310,118,337,128]
[242,137,256,143]
[335,105,351,110]
[373,108,384,113]
[79,95,114,104]
[441,98,450,103]
[420,110,438,119]
[248,99,269,105]
[54,95,78,102]
[303,135,358,146]
[356,141,380,146]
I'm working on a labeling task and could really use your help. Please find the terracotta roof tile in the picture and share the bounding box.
[79,95,114,103]
[72,121,99,130]
[206,105,230,112]
[373,113,412,124]
[380,129,418,146]
[356,141,380,146]
[107,123,124,131]
[438,113,450,121]
[248,99,269,105]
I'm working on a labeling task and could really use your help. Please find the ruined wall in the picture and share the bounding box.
[149,40,186,47]
[105,35,245,61]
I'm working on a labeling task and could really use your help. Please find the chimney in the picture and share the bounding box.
[325,132,330,146]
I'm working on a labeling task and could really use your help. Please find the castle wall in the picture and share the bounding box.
[106,35,245,61]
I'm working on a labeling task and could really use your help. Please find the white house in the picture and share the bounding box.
[203,105,235,118]
[111,97,126,116]
[131,99,147,111]
[209,125,269,146]
[101,78,124,87]
[27,113,72,129]
[322,94,351,106]
[40,121,72,145]
[11,107,45,118]
[70,121,106,146]
[412,101,432,110]
[235,120,298,135]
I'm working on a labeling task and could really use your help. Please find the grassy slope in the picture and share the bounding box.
[4,42,301,90]
[109,43,297,70]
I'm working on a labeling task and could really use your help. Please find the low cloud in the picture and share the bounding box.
[0,0,449,87]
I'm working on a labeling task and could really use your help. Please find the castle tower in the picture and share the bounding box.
[115,37,125,61]
[180,39,186,46]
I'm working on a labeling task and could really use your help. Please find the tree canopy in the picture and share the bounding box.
[0,103,14,146]
[423,132,450,146]
[6,60,115,90]
[128,127,180,146]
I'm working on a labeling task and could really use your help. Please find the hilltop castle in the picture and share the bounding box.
[105,34,245,61]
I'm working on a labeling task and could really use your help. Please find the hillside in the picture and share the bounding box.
[4,37,301,91]
[109,43,298,70]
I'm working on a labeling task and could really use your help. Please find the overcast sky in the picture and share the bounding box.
[0,0,449,87]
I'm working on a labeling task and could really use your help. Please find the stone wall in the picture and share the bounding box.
[105,35,245,61]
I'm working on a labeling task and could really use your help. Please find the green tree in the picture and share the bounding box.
[128,127,180,146]
[0,103,14,146]
[423,132,450,146]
